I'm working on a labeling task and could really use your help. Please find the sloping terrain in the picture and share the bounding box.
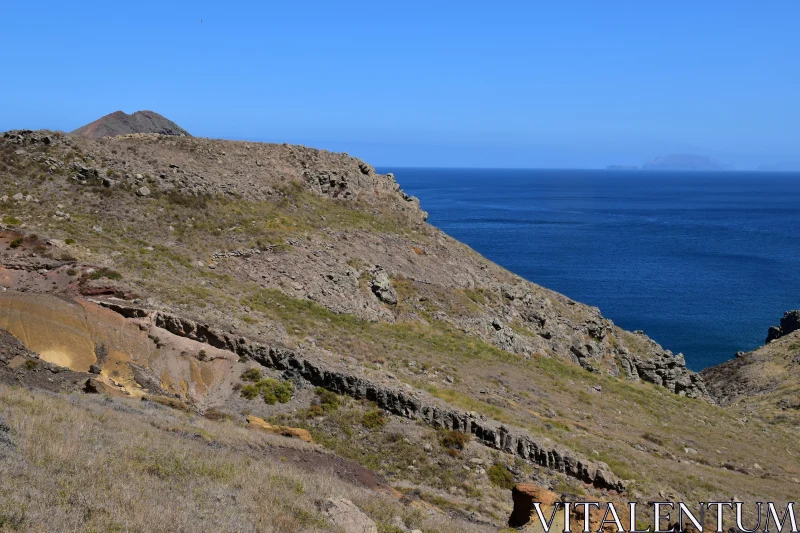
[71,110,191,138]
[702,317,800,427]
[0,127,797,530]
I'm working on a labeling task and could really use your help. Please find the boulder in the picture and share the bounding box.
[83,378,127,397]
[246,415,314,444]
[136,186,151,197]
[321,499,378,533]
[509,483,559,528]
[368,266,397,305]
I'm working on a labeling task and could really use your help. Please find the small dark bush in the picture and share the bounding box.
[166,191,209,209]
[440,430,470,450]
[240,368,263,382]
[240,384,260,400]
[487,463,515,489]
[9,238,23,249]
[362,409,387,429]
[203,408,233,421]
[642,432,665,447]
[240,378,293,405]
[87,268,122,281]
[64,238,76,245]
[314,387,340,412]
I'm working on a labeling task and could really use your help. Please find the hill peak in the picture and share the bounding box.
[71,110,190,139]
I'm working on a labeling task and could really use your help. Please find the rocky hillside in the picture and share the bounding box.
[702,311,800,426]
[0,124,797,531]
[71,110,191,138]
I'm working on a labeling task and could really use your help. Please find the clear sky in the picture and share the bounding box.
[1,1,798,169]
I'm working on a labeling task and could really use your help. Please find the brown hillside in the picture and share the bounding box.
[0,127,797,530]
[71,110,190,138]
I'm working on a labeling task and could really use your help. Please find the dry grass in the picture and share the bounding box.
[0,384,491,533]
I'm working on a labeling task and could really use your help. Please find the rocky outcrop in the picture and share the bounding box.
[509,483,559,528]
[368,266,397,305]
[766,310,800,343]
[97,302,626,492]
[618,350,708,399]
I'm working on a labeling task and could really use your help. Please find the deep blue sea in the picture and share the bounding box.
[381,168,800,370]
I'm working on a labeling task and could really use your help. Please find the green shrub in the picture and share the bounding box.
[440,430,470,450]
[240,384,260,400]
[240,378,293,405]
[487,463,515,489]
[240,368,263,382]
[362,409,387,429]
[64,238,76,245]
[3,216,21,226]
[87,268,122,281]
[314,387,340,412]
[9,238,23,249]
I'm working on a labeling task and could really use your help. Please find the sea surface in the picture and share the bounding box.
[381,168,800,370]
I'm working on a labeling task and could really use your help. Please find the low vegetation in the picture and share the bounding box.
[0,384,484,533]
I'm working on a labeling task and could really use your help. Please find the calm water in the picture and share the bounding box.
[382,168,800,370]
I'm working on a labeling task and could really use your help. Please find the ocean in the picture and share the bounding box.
[382,168,800,370]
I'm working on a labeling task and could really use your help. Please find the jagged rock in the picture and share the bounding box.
[618,350,707,398]
[766,310,800,343]
[136,186,151,197]
[369,266,397,305]
[321,499,378,533]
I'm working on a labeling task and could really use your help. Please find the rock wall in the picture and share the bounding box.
[98,302,626,492]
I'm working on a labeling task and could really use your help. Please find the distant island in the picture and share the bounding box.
[607,153,729,171]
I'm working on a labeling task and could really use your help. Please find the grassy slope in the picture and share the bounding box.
[0,384,489,533]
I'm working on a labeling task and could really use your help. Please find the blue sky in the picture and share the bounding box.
[1,1,798,169]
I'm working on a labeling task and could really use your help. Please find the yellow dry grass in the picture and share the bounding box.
[0,384,491,533]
